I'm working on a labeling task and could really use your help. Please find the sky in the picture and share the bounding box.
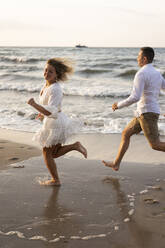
[0,0,165,47]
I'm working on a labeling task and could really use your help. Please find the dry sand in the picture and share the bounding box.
[0,128,165,248]
[0,139,41,170]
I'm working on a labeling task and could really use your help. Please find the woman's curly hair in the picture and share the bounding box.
[47,58,74,82]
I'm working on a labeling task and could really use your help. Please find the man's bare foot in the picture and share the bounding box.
[102,160,119,171]
[41,179,61,186]
[76,142,87,158]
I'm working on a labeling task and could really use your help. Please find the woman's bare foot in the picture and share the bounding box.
[102,160,119,171]
[76,142,87,158]
[41,179,61,186]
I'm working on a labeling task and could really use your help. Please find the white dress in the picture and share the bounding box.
[33,83,80,147]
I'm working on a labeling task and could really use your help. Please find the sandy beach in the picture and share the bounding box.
[0,128,165,247]
[0,128,41,170]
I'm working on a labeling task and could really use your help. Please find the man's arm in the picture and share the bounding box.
[113,72,145,111]
[161,75,165,90]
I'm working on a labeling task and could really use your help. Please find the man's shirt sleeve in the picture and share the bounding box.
[117,72,145,109]
[161,75,165,90]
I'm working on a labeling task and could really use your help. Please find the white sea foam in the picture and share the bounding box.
[0,230,25,238]
[70,236,81,240]
[35,176,51,185]
[49,237,60,243]
[0,229,108,243]
[29,235,47,241]
[70,234,106,240]
[130,202,135,207]
[128,209,135,216]
[124,218,130,223]
[63,212,78,217]
[81,234,106,240]
[139,189,148,194]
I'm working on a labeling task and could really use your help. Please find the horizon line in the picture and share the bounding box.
[0,45,165,48]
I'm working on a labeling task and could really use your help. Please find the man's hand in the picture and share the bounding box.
[27,98,36,106]
[112,102,118,111]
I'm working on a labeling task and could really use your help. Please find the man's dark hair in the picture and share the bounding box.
[140,47,155,63]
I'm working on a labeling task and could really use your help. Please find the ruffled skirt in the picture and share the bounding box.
[33,112,81,148]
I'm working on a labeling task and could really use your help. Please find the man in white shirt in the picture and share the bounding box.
[102,47,165,171]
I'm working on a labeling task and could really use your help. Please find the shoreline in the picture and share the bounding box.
[1,127,165,169]
[0,128,40,148]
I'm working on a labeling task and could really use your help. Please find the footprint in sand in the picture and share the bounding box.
[9,157,19,161]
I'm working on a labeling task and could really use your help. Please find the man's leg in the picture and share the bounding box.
[150,138,165,151]
[140,113,165,152]
[103,118,141,171]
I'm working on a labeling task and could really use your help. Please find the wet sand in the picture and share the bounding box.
[0,128,165,247]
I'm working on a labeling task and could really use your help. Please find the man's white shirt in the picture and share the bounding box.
[117,63,165,116]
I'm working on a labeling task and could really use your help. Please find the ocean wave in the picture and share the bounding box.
[118,58,137,63]
[77,68,110,75]
[91,62,121,68]
[0,56,45,64]
[0,65,40,72]
[0,73,42,82]
[0,86,129,98]
[64,92,129,98]
[117,69,137,78]
[0,87,39,93]
[85,57,112,62]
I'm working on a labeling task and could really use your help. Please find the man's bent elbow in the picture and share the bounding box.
[132,96,140,103]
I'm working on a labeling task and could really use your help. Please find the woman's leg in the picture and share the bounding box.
[42,147,61,186]
[52,142,87,158]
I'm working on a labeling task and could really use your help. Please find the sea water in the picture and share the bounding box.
[0,46,165,134]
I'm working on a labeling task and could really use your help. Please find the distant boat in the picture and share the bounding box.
[75,44,88,48]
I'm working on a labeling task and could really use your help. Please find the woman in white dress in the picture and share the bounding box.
[27,58,87,186]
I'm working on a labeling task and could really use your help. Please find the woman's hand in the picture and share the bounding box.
[27,98,36,106]
[36,113,44,121]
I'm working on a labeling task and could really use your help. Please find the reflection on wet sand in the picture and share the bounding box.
[0,155,164,247]
[42,187,82,244]
[42,187,72,243]
[107,177,153,248]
